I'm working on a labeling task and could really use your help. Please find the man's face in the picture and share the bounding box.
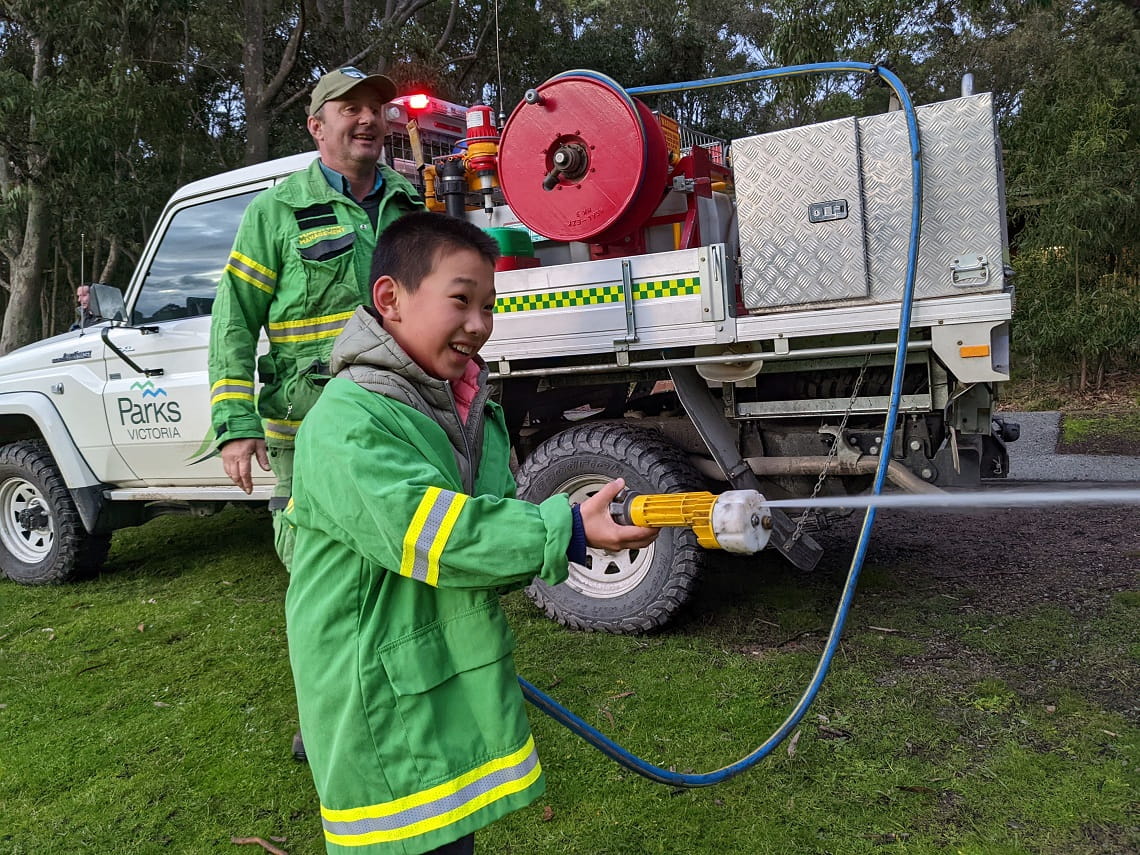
[76,286,90,310]
[375,248,497,381]
[307,88,389,174]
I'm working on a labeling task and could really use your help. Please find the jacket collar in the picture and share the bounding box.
[277,158,421,210]
[330,306,489,409]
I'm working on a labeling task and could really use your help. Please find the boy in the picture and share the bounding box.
[285,212,658,855]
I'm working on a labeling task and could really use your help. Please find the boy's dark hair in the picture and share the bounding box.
[370,212,500,293]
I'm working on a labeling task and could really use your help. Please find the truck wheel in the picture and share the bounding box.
[0,441,109,584]
[517,424,705,633]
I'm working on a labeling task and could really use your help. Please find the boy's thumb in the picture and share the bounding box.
[597,477,625,501]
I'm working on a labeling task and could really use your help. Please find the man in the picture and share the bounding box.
[208,67,424,760]
[70,285,97,330]
[209,66,424,563]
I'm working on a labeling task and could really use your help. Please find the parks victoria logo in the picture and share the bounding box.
[117,380,182,440]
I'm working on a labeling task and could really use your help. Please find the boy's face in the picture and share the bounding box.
[373,248,497,380]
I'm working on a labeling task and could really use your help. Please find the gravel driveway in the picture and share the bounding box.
[1005,411,1140,483]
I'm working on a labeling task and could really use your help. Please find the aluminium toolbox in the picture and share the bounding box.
[732,93,1010,311]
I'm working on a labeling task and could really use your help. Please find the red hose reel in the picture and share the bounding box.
[497,71,670,246]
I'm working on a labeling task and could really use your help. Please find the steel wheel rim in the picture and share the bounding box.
[557,474,655,599]
[0,477,55,563]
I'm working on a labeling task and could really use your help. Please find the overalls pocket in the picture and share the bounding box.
[280,357,332,423]
[296,229,358,308]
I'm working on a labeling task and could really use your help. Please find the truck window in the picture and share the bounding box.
[132,190,260,324]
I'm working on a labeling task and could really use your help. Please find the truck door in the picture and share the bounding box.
[102,188,265,485]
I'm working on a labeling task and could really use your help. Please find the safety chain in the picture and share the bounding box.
[784,345,877,550]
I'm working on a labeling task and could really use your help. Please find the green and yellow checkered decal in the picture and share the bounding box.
[495,276,699,314]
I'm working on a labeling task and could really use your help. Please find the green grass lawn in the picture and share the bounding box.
[1061,412,1140,447]
[1,508,1137,854]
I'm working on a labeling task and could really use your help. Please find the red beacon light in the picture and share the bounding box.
[406,93,431,112]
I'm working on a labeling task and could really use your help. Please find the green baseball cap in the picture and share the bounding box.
[309,67,397,116]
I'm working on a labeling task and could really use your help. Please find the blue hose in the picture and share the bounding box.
[520,61,924,788]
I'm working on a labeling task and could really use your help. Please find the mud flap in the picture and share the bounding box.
[765,509,824,571]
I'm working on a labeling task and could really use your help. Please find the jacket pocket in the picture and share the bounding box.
[295,229,358,308]
[255,352,284,420]
[378,601,529,785]
[281,356,331,423]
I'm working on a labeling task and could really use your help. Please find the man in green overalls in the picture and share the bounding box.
[208,66,424,758]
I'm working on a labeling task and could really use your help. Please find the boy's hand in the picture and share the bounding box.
[578,478,660,551]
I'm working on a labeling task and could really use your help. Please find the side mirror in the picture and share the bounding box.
[88,283,126,323]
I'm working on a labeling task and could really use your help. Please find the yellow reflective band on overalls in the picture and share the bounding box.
[210,378,255,406]
[265,419,302,442]
[226,251,277,294]
[400,486,468,587]
[267,310,356,344]
[320,737,541,847]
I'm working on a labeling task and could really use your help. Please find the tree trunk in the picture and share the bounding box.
[243,0,269,165]
[99,236,121,282]
[0,184,49,355]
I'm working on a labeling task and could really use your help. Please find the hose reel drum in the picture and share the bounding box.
[497,71,670,246]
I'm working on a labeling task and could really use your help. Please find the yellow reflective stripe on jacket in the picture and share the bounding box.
[210,378,255,405]
[267,310,355,344]
[226,251,277,294]
[265,419,302,441]
[321,737,541,847]
[400,487,468,587]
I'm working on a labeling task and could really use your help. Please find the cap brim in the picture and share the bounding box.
[343,74,397,105]
[310,74,398,115]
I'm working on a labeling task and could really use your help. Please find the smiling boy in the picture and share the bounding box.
[284,213,657,855]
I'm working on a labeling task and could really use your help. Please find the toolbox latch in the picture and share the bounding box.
[951,254,990,287]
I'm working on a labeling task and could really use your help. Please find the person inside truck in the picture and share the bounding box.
[207,66,425,760]
[283,212,658,855]
[69,284,99,330]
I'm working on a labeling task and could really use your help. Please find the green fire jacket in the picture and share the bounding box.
[208,159,423,448]
[285,307,572,854]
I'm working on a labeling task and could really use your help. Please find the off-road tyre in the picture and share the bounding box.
[0,440,110,584]
[516,423,706,633]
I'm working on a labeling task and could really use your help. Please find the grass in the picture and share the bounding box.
[1061,412,1140,445]
[2,508,1138,854]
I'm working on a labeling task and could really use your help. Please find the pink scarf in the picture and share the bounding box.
[449,360,482,424]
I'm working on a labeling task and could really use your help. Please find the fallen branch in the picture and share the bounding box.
[231,837,288,855]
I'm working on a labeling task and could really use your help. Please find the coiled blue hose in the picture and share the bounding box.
[520,61,924,788]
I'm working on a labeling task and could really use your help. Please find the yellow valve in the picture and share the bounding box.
[610,490,772,554]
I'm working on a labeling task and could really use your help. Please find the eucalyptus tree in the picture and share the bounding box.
[205,0,469,165]
[458,0,765,140]
[1001,1,1139,386]
[0,1,217,352]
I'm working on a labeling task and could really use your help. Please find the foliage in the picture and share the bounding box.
[1002,2,1140,386]
[0,0,231,348]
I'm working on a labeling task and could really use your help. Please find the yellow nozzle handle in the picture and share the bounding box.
[609,490,771,553]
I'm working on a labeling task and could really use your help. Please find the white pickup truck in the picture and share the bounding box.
[0,75,1017,633]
